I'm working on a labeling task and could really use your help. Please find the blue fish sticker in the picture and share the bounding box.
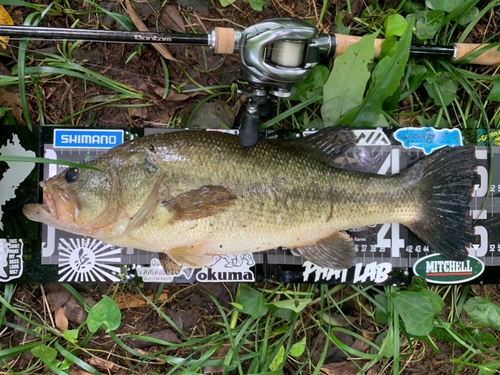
[394,127,462,154]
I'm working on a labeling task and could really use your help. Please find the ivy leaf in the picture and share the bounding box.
[423,72,457,106]
[63,329,79,344]
[458,6,479,26]
[321,33,376,127]
[235,285,269,319]
[384,14,408,38]
[269,345,285,371]
[87,295,121,333]
[463,297,500,331]
[392,289,443,336]
[290,337,306,357]
[289,65,329,102]
[415,10,445,40]
[487,78,500,102]
[247,0,265,12]
[267,298,311,314]
[425,0,462,12]
[31,344,57,363]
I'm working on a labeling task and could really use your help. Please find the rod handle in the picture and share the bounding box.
[453,43,500,65]
[333,34,384,58]
[213,27,235,54]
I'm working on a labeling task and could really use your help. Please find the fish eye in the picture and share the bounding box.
[65,168,80,183]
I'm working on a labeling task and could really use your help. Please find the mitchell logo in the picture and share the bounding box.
[413,254,484,284]
[54,129,124,149]
[196,254,255,282]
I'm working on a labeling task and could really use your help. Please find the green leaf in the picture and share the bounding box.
[269,345,285,371]
[218,0,236,7]
[374,293,388,325]
[31,344,57,363]
[408,276,428,291]
[392,289,443,336]
[384,14,408,38]
[87,295,121,333]
[404,1,425,13]
[289,337,306,357]
[463,297,500,331]
[468,328,498,346]
[487,78,500,102]
[321,33,376,126]
[478,362,500,375]
[266,299,311,314]
[335,12,350,35]
[289,65,329,102]
[425,0,462,12]
[417,114,450,128]
[338,17,413,128]
[415,10,445,40]
[457,6,479,26]
[247,0,265,12]
[235,285,269,319]
[63,329,79,344]
[423,72,458,106]
[0,156,103,172]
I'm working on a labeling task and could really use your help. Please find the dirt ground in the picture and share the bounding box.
[1,0,499,374]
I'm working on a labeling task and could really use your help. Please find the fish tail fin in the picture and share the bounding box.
[406,146,477,261]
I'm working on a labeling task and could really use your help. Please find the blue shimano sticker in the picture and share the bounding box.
[394,127,462,154]
[54,129,124,149]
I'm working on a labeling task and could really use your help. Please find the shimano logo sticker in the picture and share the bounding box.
[54,129,124,149]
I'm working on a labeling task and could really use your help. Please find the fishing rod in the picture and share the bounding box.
[1,19,499,146]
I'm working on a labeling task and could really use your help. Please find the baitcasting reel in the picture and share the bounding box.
[210,19,336,146]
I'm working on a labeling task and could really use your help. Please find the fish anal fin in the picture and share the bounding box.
[167,246,213,269]
[292,231,355,270]
[163,185,237,222]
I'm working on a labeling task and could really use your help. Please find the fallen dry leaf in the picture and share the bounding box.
[0,88,25,124]
[54,306,69,332]
[321,361,361,375]
[160,5,185,33]
[114,291,170,310]
[0,5,14,49]
[89,357,119,371]
[125,0,177,61]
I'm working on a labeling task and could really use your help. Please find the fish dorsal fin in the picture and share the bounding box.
[163,185,237,222]
[284,127,357,166]
[292,231,356,270]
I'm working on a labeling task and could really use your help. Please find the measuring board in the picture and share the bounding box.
[1,126,498,285]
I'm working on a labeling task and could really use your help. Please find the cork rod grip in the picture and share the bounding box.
[334,34,384,58]
[213,27,235,54]
[453,43,500,65]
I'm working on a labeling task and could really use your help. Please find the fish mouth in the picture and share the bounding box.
[23,180,80,226]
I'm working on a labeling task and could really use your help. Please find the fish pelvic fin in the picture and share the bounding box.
[405,146,477,261]
[163,185,237,222]
[167,246,213,268]
[292,231,356,270]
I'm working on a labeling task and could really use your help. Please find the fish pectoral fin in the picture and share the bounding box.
[292,231,356,270]
[163,185,237,222]
[167,246,213,268]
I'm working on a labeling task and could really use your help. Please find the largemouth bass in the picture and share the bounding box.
[23,128,477,269]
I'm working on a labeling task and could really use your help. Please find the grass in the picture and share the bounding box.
[1,0,500,374]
